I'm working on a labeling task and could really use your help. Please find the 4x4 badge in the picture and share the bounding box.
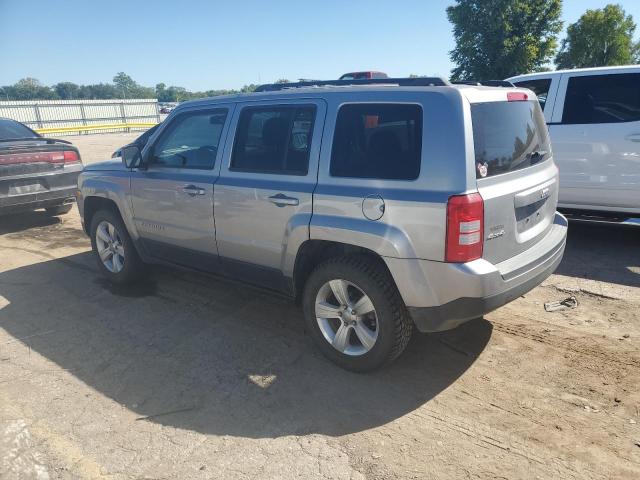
[477,162,488,178]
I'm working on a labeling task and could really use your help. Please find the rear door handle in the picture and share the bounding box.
[625,134,640,143]
[267,193,299,207]
[181,185,206,196]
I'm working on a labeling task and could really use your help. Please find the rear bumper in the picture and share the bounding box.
[0,190,76,214]
[385,212,568,332]
[0,167,80,215]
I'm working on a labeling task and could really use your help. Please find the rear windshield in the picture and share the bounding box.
[0,118,38,140]
[471,100,550,178]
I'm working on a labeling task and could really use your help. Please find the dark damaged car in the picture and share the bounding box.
[0,118,82,216]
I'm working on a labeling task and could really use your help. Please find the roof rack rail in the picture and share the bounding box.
[452,80,515,87]
[254,77,450,92]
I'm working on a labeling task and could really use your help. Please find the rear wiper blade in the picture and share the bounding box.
[528,150,548,159]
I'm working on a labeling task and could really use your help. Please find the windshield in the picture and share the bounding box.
[0,118,39,140]
[471,100,550,178]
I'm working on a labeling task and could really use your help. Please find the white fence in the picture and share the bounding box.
[0,99,161,136]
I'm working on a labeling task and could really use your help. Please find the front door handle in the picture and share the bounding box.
[267,193,299,207]
[182,185,206,196]
[625,133,640,143]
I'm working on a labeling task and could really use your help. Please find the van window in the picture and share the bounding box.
[152,109,228,169]
[231,105,315,175]
[513,79,552,111]
[330,104,422,180]
[472,100,550,178]
[562,73,640,124]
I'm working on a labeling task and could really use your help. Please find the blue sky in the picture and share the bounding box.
[1,0,639,90]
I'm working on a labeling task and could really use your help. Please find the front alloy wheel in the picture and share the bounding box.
[95,220,125,273]
[90,209,144,284]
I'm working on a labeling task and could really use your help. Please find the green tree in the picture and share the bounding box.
[447,0,563,81]
[11,78,56,100]
[53,82,80,100]
[555,4,639,69]
[165,86,188,102]
[240,84,258,93]
[112,72,137,98]
[78,83,118,100]
[155,83,168,101]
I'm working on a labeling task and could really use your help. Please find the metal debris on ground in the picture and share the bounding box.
[544,296,578,312]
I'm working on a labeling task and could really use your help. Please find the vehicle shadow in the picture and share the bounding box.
[0,210,61,235]
[556,222,640,288]
[0,252,491,438]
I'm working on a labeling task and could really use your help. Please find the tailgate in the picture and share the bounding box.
[470,98,558,264]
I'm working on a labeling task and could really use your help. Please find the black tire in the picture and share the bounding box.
[45,204,73,216]
[302,255,413,372]
[90,209,144,284]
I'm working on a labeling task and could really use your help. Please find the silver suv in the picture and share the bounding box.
[78,77,568,372]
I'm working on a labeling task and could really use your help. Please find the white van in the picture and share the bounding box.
[508,66,640,222]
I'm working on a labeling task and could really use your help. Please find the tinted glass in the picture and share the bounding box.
[472,100,550,178]
[514,79,552,111]
[330,104,422,180]
[0,119,38,140]
[152,109,227,169]
[134,123,159,147]
[562,73,640,124]
[231,105,315,175]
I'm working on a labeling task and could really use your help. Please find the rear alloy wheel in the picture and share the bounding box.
[90,209,144,284]
[315,279,379,356]
[303,256,413,372]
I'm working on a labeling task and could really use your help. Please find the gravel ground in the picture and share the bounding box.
[0,133,639,479]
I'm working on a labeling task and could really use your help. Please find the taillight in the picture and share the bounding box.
[507,91,528,102]
[63,150,80,164]
[0,150,79,165]
[445,193,484,263]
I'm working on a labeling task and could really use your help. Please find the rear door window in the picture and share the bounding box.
[562,73,640,124]
[471,100,550,178]
[231,105,315,175]
[513,79,552,111]
[330,104,422,180]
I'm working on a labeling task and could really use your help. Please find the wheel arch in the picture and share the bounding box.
[83,196,122,235]
[291,239,396,302]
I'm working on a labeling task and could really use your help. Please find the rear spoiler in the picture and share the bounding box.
[0,137,72,145]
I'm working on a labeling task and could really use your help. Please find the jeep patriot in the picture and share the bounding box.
[77,77,568,371]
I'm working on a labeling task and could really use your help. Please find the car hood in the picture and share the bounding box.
[83,159,126,172]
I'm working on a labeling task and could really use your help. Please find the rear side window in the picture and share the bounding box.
[0,118,38,140]
[152,109,228,169]
[472,100,550,178]
[562,73,640,124]
[231,105,316,175]
[513,79,552,111]
[330,104,422,180]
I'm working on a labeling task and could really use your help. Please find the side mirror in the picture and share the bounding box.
[121,145,142,168]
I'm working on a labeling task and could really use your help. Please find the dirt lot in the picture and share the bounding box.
[1,133,639,479]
